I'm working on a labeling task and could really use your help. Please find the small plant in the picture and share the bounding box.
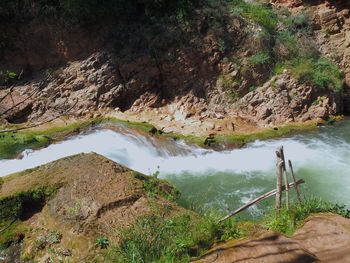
[248,87,255,92]
[96,236,109,249]
[48,230,62,244]
[216,74,238,89]
[217,38,226,53]
[312,97,324,106]
[228,89,240,102]
[249,52,271,66]
[0,70,17,83]
[35,236,47,250]
[68,201,81,215]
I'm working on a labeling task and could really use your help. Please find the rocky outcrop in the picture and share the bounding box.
[0,153,187,262]
[194,213,350,263]
[238,74,342,125]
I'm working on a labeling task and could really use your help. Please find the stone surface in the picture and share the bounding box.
[194,213,350,263]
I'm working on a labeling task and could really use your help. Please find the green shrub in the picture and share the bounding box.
[274,32,298,60]
[275,58,344,92]
[249,52,272,66]
[281,11,311,34]
[216,73,238,88]
[230,0,278,32]
[266,198,350,236]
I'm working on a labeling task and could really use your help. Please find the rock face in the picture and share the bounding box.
[272,0,350,112]
[0,153,187,262]
[238,74,342,125]
[194,213,350,263]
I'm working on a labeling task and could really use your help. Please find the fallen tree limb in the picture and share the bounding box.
[215,179,305,225]
[0,99,78,134]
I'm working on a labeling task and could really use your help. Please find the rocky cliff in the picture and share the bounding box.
[0,0,348,136]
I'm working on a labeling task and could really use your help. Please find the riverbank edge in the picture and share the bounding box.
[0,115,344,159]
[1,153,349,261]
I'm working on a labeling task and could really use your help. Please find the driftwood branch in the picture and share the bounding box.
[0,99,78,134]
[215,179,305,225]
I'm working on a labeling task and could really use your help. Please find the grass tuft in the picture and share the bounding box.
[266,197,350,236]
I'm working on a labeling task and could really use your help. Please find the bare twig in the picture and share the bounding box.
[0,99,78,134]
[0,219,16,233]
[1,86,41,115]
[288,160,302,204]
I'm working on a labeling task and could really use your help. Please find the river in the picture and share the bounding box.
[1,120,349,219]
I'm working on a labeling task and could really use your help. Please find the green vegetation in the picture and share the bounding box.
[0,0,203,26]
[133,171,181,201]
[0,185,62,249]
[0,70,17,84]
[0,220,28,250]
[225,0,343,92]
[104,214,242,263]
[249,52,272,66]
[96,236,109,249]
[203,122,319,148]
[103,197,350,262]
[230,0,278,32]
[0,119,101,159]
[275,58,344,92]
[0,132,51,159]
[266,198,350,236]
[0,185,61,221]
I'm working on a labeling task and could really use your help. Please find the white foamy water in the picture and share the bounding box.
[1,122,350,213]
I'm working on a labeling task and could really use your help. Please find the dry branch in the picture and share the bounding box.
[0,99,78,134]
[288,160,302,204]
[215,179,305,225]
[0,219,16,234]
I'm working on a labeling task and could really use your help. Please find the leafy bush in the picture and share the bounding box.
[266,198,350,236]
